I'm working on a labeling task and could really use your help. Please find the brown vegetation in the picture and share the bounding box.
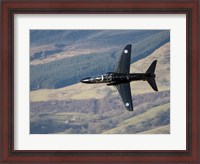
[30,90,170,134]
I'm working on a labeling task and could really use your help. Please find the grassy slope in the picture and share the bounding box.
[139,124,170,134]
[30,93,170,134]
[30,42,170,134]
[103,103,170,134]
[30,30,167,65]
[30,42,170,102]
[30,30,170,90]
[130,42,170,94]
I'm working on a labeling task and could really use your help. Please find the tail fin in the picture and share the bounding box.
[146,60,157,74]
[146,60,158,91]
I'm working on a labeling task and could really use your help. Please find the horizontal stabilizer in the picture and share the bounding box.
[147,78,158,91]
[146,60,158,91]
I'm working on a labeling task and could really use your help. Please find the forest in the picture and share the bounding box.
[30,30,170,90]
[30,90,170,134]
[30,30,170,134]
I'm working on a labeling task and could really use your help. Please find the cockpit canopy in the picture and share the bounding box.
[90,75,103,82]
[89,73,113,83]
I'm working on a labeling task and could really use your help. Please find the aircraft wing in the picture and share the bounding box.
[115,83,133,111]
[115,44,132,74]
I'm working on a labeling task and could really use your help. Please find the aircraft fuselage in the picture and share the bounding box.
[81,72,155,86]
[80,44,158,111]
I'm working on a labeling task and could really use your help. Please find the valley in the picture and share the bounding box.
[30,35,170,134]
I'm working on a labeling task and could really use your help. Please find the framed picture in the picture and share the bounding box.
[1,0,199,163]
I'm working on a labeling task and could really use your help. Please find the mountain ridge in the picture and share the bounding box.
[30,30,170,134]
[30,42,170,102]
[30,30,170,90]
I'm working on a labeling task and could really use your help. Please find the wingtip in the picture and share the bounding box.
[123,44,132,54]
[125,101,134,111]
[127,107,134,111]
[125,44,132,49]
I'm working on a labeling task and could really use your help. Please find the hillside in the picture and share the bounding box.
[30,42,170,102]
[30,91,170,134]
[30,30,167,64]
[103,103,170,134]
[30,30,170,90]
[30,42,170,134]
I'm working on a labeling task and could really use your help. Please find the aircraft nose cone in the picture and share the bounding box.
[81,77,90,83]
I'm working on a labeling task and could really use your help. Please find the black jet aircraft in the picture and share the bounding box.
[81,44,158,111]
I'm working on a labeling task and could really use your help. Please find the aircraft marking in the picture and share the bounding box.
[125,102,130,107]
[81,44,158,111]
[124,49,128,54]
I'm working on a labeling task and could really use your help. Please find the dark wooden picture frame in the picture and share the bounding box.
[1,0,199,163]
